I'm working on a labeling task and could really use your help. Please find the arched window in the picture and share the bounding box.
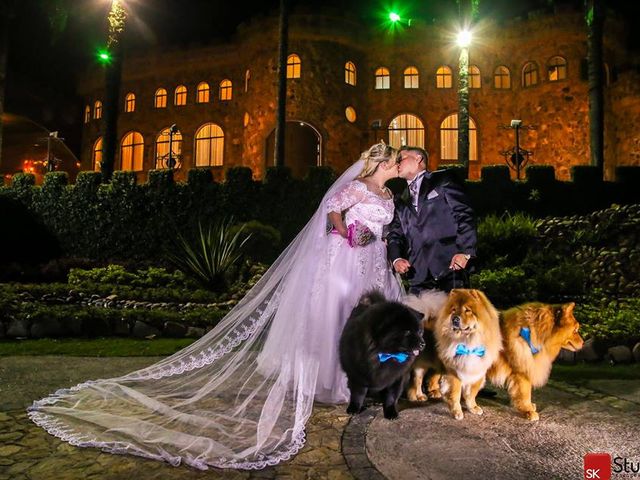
[155,88,167,108]
[196,82,210,103]
[155,127,183,169]
[375,67,390,90]
[440,113,478,162]
[345,61,357,86]
[493,66,511,89]
[404,67,419,89]
[219,80,232,101]
[436,66,453,89]
[120,131,144,171]
[245,69,251,92]
[287,54,301,79]
[522,62,539,87]
[195,123,224,167]
[548,56,567,81]
[388,114,425,148]
[174,85,187,106]
[469,65,481,89]
[93,100,102,119]
[124,92,135,113]
[84,105,91,124]
[92,137,103,171]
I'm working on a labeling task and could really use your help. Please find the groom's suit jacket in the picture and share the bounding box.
[386,169,477,287]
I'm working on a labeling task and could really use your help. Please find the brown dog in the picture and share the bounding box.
[486,302,583,421]
[406,289,502,420]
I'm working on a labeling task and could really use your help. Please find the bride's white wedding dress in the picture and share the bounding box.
[28,159,402,470]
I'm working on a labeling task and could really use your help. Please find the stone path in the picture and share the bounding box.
[1,356,638,480]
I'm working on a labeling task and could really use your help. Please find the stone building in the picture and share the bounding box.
[79,7,637,181]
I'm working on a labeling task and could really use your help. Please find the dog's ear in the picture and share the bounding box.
[405,305,425,321]
[563,302,576,314]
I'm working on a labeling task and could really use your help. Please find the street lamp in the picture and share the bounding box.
[457,28,472,177]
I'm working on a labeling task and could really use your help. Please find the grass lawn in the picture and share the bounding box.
[0,338,196,356]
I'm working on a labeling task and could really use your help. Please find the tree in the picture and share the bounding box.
[585,0,605,178]
[273,0,289,168]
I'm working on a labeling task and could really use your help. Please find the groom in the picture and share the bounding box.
[387,146,476,294]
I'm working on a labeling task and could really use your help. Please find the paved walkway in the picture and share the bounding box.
[0,356,638,480]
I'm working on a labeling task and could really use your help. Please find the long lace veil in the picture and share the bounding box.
[28,159,366,470]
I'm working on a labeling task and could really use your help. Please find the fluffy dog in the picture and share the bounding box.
[406,289,502,420]
[339,291,425,419]
[486,302,583,421]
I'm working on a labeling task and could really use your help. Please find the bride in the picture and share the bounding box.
[28,142,403,470]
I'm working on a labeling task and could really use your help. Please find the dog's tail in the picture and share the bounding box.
[357,290,387,307]
[403,290,448,328]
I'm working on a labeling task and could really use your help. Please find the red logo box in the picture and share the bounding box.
[584,453,612,480]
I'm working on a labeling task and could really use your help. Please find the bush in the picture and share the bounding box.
[68,265,192,289]
[576,296,640,344]
[476,213,537,269]
[229,220,282,263]
[470,266,537,308]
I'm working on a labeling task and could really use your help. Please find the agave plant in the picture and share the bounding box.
[168,218,251,291]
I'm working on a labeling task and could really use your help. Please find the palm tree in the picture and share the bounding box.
[0,5,10,167]
[585,0,605,178]
[100,0,127,181]
[273,0,289,168]
[457,0,475,178]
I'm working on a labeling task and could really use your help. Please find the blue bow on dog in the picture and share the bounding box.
[520,327,540,354]
[455,344,486,357]
[378,352,410,363]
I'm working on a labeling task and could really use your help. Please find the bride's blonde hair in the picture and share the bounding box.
[357,141,398,178]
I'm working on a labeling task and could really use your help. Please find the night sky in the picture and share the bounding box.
[4,0,639,157]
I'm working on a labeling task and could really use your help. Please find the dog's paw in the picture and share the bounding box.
[428,389,442,400]
[468,405,484,415]
[525,410,539,422]
[451,407,464,420]
[531,403,537,412]
[346,403,361,415]
[383,406,399,420]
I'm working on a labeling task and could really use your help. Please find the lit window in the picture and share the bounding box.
[493,66,511,89]
[92,137,103,171]
[155,127,183,169]
[287,54,301,79]
[120,131,144,171]
[219,79,232,101]
[174,85,187,106]
[245,69,251,92]
[196,82,210,103]
[195,123,224,167]
[522,62,539,87]
[93,101,103,119]
[345,106,356,123]
[548,56,567,81]
[345,61,357,86]
[124,92,135,113]
[388,114,425,148]
[84,105,91,124]
[440,113,478,162]
[469,65,481,89]
[155,88,167,108]
[375,67,390,90]
[436,66,453,89]
[404,67,419,89]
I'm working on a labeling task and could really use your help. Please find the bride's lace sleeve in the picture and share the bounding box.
[325,180,367,214]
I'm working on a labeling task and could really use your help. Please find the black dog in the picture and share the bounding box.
[339,291,425,419]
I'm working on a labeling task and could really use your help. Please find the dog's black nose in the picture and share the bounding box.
[452,315,461,329]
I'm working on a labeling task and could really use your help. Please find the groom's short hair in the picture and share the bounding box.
[399,146,429,166]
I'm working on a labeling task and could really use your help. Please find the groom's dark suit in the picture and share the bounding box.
[387,169,477,293]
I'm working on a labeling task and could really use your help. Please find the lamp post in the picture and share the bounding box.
[457,29,471,178]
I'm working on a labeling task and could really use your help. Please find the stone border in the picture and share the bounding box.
[341,407,386,480]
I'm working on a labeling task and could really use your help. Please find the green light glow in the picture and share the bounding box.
[389,12,400,22]
[97,49,112,63]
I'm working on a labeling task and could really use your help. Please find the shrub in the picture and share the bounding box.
[476,213,537,269]
[470,266,537,308]
[576,296,640,344]
[229,220,282,263]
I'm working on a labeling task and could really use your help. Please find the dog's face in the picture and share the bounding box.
[554,302,584,351]
[371,304,425,356]
[444,289,496,338]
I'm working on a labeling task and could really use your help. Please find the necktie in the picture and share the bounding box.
[409,178,419,212]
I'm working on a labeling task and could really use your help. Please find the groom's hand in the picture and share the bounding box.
[449,254,470,270]
[393,258,411,274]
